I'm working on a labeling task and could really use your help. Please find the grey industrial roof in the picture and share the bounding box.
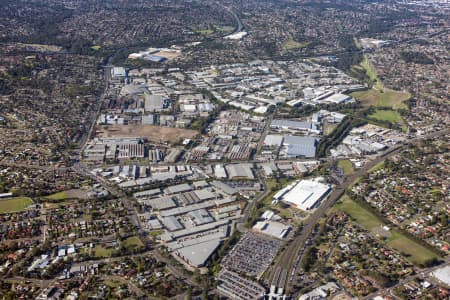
[134,188,161,198]
[165,183,192,194]
[144,94,165,111]
[271,119,312,130]
[176,239,222,267]
[264,134,284,147]
[283,135,318,158]
[159,197,236,217]
[193,180,209,188]
[166,229,228,251]
[188,209,214,225]
[138,196,177,210]
[160,219,231,241]
[225,164,254,179]
[161,216,183,231]
[193,189,217,201]
[211,181,238,195]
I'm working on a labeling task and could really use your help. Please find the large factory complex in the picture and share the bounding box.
[273,179,332,211]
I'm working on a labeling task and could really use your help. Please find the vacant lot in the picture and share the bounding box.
[337,159,354,175]
[123,236,145,250]
[351,88,410,110]
[93,245,113,258]
[0,197,33,213]
[97,125,198,145]
[153,50,181,60]
[336,196,441,266]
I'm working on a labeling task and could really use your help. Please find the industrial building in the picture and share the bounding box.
[253,221,291,239]
[432,265,450,286]
[161,216,184,231]
[225,163,255,179]
[144,94,168,112]
[138,196,178,210]
[118,144,144,159]
[214,164,227,178]
[264,135,284,147]
[280,135,319,158]
[175,239,222,268]
[271,119,313,132]
[111,67,126,79]
[165,183,192,194]
[320,93,353,104]
[278,179,331,210]
[227,143,252,160]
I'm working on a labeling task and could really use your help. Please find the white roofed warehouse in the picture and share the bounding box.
[278,179,331,210]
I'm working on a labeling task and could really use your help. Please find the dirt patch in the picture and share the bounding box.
[96,125,198,144]
[154,50,182,60]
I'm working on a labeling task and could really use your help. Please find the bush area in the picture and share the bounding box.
[316,116,366,158]
[334,34,364,71]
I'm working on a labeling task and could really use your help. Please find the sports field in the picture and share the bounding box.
[0,197,33,213]
[369,109,403,123]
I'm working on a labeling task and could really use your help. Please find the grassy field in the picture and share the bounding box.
[335,196,383,230]
[149,230,163,238]
[337,159,354,175]
[387,231,440,266]
[0,197,33,213]
[360,56,383,90]
[336,196,441,266]
[196,29,214,35]
[104,278,122,288]
[44,191,69,201]
[214,25,234,33]
[351,88,410,110]
[91,45,101,51]
[369,109,404,123]
[93,245,113,258]
[123,236,144,249]
[369,161,385,173]
[283,39,310,50]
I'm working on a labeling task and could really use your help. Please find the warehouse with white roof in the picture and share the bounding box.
[279,179,331,210]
